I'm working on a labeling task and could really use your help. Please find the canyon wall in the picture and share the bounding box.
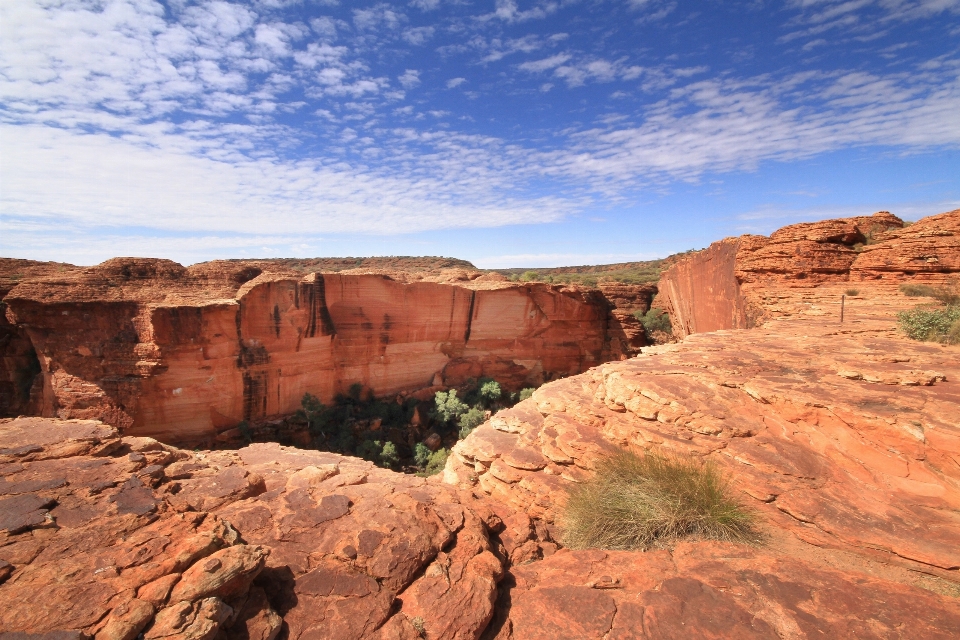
[1,262,620,444]
[656,209,959,337]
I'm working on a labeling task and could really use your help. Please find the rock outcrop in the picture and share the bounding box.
[447,280,960,636]
[0,259,77,418]
[4,277,959,637]
[851,209,960,279]
[2,262,619,444]
[655,210,960,338]
[0,416,510,640]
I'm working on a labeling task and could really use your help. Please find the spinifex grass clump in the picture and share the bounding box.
[561,450,756,550]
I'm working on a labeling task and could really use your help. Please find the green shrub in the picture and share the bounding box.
[520,271,539,282]
[479,380,502,404]
[458,407,485,439]
[379,442,399,469]
[518,387,536,402]
[560,450,756,551]
[901,283,937,298]
[413,442,432,468]
[424,448,448,475]
[299,393,328,436]
[899,282,959,305]
[845,289,859,296]
[897,305,960,343]
[433,389,468,424]
[634,308,673,339]
[356,439,383,463]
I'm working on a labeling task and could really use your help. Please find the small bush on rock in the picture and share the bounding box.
[898,305,960,344]
[845,289,859,296]
[518,387,536,402]
[560,450,756,550]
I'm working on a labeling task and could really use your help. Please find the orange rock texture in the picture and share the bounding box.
[447,281,960,637]
[2,261,621,444]
[655,209,959,338]
[0,417,507,639]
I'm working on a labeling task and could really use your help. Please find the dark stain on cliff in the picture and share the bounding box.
[242,371,268,421]
[303,277,336,338]
[380,314,391,346]
[464,290,477,343]
[235,306,270,368]
[273,304,281,339]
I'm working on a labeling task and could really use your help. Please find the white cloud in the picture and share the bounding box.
[446,77,467,88]
[403,26,435,45]
[518,53,572,72]
[1,124,572,239]
[520,54,644,87]
[353,4,406,32]
[487,0,560,22]
[399,69,421,89]
[410,0,442,10]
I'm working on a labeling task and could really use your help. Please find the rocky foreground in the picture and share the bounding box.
[2,276,959,638]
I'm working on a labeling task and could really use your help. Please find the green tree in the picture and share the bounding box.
[479,380,501,406]
[414,442,432,468]
[356,439,382,463]
[518,387,536,402]
[379,442,399,469]
[433,389,468,425]
[425,448,449,475]
[458,407,485,439]
[299,393,328,436]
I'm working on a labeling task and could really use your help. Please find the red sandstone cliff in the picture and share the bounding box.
[655,209,960,337]
[1,261,620,444]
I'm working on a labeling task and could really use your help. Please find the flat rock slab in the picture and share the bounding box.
[494,543,960,640]
[0,420,505,640]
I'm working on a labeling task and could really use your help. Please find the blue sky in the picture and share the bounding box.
[1,0,959,267]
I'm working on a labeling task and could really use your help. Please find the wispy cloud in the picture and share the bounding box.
[1,0,958,264]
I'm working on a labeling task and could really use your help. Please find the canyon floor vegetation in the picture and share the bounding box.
[560,450,757,551]
[295,378,538,475]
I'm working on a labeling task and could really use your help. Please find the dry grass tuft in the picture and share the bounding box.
[560,450,757,550]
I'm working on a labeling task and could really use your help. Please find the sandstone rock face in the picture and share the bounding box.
[0,259,77,418]
[448,282,960,636]
[2,263,613,443]
[0,416,507,640]
[655,210,960,338]
[652,237,751,337]
[5,245,960,636]
[852,208,960,279]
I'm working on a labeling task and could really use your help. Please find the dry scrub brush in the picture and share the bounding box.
[560,450,757,551]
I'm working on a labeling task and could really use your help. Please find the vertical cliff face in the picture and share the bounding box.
[652,237,750,337]
[655,210,960,338]
[0,259,81,418]
[2,266,614,443]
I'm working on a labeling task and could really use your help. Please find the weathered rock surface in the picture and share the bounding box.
[2,261,618,443]
[490,543,960,639]
[448,281,960,636]
[0,417,508,639]
[852,209,960,279]
[655,210,959,338]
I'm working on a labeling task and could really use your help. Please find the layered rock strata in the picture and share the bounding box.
[655,209,959,338]
[0,416,514,640]
[2,262,617,444]
[447,282,960,637]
